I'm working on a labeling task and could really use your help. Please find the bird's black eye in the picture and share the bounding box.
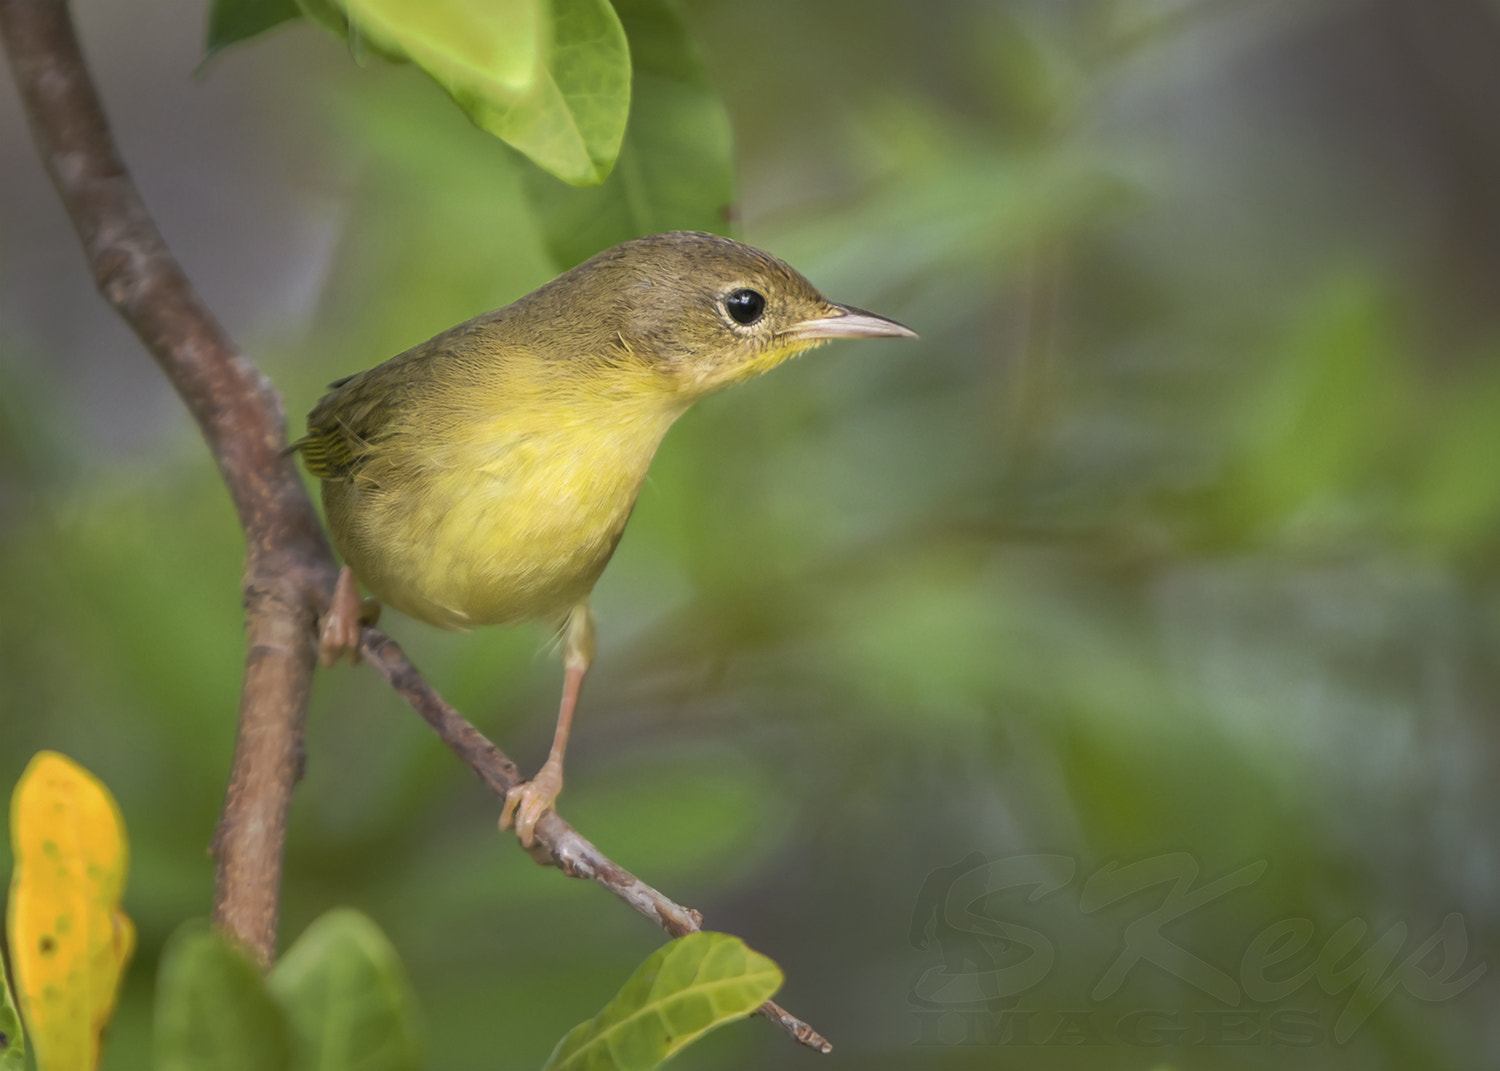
[723,288,766,326]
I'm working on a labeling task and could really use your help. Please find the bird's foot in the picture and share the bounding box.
[500,758,563,848]
[319,565,380,667]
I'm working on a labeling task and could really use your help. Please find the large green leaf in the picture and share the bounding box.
[525,0,734,266]
[333,0,631,186]
[461,0,632,185]
[153,921,291,1071]
[0,948,24,1071]
[268,909,423,1071]
[206,0,304,56]
[542,932,782,1071]
[340,0,540,94]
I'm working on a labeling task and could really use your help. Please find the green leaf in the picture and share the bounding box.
[330,0,631,186]
[542,932,782,1071]
[525,0,735,266]
[297,0,351,38]
[153,921,291,1071]
[339,0,539,92]
[268,909,423,1071]
[464,0,632,185]
[206,0,304,56]
[0,947,24,1071]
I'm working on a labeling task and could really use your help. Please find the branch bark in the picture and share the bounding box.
[0,0,333,967]
[0,0,829,1052]
[361,629,831,1052]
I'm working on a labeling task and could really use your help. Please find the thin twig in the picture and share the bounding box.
[361,629,832,1053]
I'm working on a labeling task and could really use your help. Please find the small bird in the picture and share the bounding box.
[295,231,915,846]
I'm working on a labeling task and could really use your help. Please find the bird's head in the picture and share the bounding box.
[530,231,915,398]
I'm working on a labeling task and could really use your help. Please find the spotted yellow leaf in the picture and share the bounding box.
[6,752,134,1071]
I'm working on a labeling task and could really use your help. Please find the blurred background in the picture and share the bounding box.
[3,0,1499,1067]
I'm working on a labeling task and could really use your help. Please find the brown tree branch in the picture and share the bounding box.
[0,0,830,1051]
[360,628,832,1053]
[0,0,332,967]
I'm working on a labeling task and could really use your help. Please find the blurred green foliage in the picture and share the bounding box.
[3,0,1499,1068]
[156,910,425,1071]
[156,921,294,1071]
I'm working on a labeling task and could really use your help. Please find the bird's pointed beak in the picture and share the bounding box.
[787,303,918,341]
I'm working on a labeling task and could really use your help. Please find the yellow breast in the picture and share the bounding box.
[326,362,684,630]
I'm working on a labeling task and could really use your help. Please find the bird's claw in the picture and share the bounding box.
[319,566,380,667]
[500,760,563,848]
[318,606,362,667]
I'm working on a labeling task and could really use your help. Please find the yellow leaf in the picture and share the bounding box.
[6,752,134,1071]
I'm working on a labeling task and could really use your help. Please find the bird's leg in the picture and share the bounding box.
[319,564,380,667]
[502,602,595,848]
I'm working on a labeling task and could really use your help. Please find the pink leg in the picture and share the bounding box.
[319,565,364,667]
[501,602,594,847]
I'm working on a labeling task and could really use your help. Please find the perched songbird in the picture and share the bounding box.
[294,231,915,845]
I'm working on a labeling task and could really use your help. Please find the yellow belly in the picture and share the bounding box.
[326,406,678,630]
